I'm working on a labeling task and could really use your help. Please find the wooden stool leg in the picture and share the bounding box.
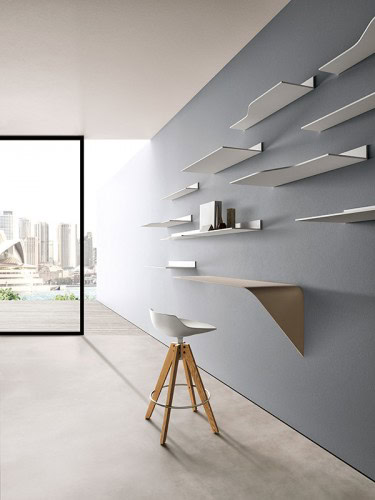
[160,344,180,445]
[145,344,175,420]
[182,344,219,434]
[183,357,197,412]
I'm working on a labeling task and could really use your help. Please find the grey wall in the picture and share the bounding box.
[97,0,375,480]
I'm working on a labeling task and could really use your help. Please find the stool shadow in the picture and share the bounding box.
[82,337,148,403]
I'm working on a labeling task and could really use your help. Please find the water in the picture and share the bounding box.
[19,286,97,301]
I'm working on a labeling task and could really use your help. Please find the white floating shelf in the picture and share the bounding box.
[230,77,315,131]
[320,17,375,75]
[146,261,196,269]
[301,92,375,132]
[230,146,368,187]
[296,205,375,223]
[162,183,199,201]
[162,221,262,240]
[182,144,263,174]
[142,215,192,228]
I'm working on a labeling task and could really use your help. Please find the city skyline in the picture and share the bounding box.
[0,210,94,270]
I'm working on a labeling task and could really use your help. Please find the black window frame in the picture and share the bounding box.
[0,135,84,335]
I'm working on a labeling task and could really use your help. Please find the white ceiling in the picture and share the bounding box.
[0,0,289,139]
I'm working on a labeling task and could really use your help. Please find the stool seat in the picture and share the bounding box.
[150,309,216,338]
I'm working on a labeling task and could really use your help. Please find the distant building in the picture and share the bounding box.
[57,223,77,269]
[34,222,49,264]
[24,236,39,266]
[76,238,80,267]
[0,211,14,240]
[93,247,97,265]
[38,264,63,284]
[48,241,54,264]
[19,217,31,239]
[0,230,43,291]
[84,232,94,267]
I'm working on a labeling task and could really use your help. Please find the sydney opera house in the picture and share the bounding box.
[0,230,43,292]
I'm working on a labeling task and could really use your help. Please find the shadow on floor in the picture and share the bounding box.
[82,336,148,403]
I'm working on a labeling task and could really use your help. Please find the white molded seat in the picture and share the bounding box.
[150,309,216,340]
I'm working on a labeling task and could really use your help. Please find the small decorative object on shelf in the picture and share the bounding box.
[227,208,236,228]
[235,221,263,229]
[200,201,223,230]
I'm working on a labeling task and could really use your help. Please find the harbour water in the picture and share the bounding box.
[19,286,97,300]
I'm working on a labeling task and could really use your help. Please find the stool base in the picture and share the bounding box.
[145,342,219,445]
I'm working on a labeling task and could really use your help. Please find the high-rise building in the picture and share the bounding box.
[34,222,49,265]
[57,223,77,269]
[76,238,80,267]
[84,232,94,267]
[24,236,39,266]
[0,211,14,240]
[19,218,31,239]
[48,241,54,264]
[93,247,97,266]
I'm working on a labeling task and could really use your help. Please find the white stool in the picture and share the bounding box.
[145,309,219,445]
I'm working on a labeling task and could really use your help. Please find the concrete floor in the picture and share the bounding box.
[0,302,374,499]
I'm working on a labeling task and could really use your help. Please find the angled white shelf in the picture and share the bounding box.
[320,17,375,75]
[174,275,304,355]
[162,183,199,201]
[296,205,375,223]
[302,92,375,132]
[146,261,196,269]
[142,215,192,228]
[230,146,368,187]
[162,221,262,240]
[181,144,263,174]
[230,77,315,131]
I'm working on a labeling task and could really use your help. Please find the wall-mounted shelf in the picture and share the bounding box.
[162,183,199,201]
[301,92,375,132]
[230,146,368,187]
[230,77,315,131]
[162,221,262,240]
[181,144,263,174]
[142,215,192,228]
[296,205,375,223]
[319,17,375,75]
[146,261,196,269]
[174,275,304,355]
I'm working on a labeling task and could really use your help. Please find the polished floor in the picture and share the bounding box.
[0,301,374,499]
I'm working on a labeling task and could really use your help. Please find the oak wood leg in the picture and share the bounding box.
[145,344,174,420]
[160,344,180,445]
[183,344,219,434]
[183,356,197,412]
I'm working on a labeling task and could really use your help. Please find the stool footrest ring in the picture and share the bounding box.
[150,383,211,409]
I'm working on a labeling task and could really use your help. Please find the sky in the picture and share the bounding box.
[0,140,80,243]
[0,139,148,247]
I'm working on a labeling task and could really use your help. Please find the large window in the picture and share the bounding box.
[0,137,83,334]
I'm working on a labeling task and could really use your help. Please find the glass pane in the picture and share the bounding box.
[0,139,82,333]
